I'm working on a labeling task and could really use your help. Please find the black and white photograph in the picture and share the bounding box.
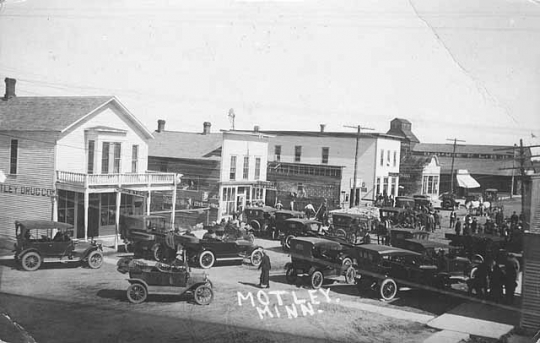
[1,0,540,342]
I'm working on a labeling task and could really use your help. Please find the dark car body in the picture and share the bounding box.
[395,196,415,209]
[348,244,444,301]
[378,207,406,224]
[279,218,322,250]
[273,210,305,239]
[176,234,263,269]
[117,257,213,305]
[390,228,430,247]
[13,220,103,271]
[441,193,458,210]
[244,206,277,237]
[444,233,508,264]
[285,237,356,289]
[328,212,375,245]
[119,214,173,261]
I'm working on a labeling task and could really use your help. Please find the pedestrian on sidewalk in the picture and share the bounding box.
[449,210,457,228]
[454,218,462,236]
[258,249,271,288]
[504,253,520,304]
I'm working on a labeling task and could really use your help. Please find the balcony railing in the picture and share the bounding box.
[56,170,176,187]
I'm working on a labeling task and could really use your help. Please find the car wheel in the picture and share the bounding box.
[152,244,167,262]
[193,284,214,305]
[125,243,134,253]
[342,257,353,269]
[199,251,215,269]
[284,235,295,250]
[21,251,42,271]
[127,283,147,304]
[87,250,103,269]
[379,278,398,301]
[335,229,346,239]
[285,266,297,284]
[345,266,357,285]
[250,249,263,267]
[310,270,324,289]
[250,221,261,233]
[469,266,478,279]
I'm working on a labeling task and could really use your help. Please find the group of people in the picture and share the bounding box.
[451,209,524,243]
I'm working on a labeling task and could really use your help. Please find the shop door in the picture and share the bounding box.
[88,196,99,237]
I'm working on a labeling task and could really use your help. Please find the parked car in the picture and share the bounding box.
[117,257,213,305]
[120,214,173,261]
[285,237,356,289]
[243,206,276,237]
[273,210,305,240]
[348,244,445,301]
[389,228,430,247]
[177,234,264,269]
[279,218,322,251]
[444,232,507,264]
[13,220,103,271]
[483,188,498,203]
[395,196,415,209]
[440,193,458,210]
[328,211,377,245]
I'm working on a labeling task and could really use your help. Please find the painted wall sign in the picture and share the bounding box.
[0,184,56,197]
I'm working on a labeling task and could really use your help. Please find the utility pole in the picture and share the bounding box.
[344,125,374,207]
[446,138,465,195]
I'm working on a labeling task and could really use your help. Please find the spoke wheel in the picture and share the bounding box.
[87,250,103,269]
[21,252,41,271]
[250,250,263,267]
[285,266,297,284]
[345,266,357,285]
[199,251,215,269]
[284,235,295,250]
[127,283,147,304]
[193,284,214,305]
[379,278,398,301]
[310,270,324,289]
[152,244,168,262]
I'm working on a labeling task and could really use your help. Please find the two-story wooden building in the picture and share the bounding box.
[0,78,177,245]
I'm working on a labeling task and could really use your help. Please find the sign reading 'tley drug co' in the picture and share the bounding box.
[0,183,56,197]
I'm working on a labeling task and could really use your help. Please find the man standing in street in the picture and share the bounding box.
[455,218,462,236]
[504,253,520,304]
[258,249,271,288]
[449,210,457,228]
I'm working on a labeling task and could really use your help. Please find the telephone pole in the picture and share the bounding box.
[446,138,465,194]
[344,125,374,207]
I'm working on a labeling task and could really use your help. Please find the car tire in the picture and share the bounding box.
[469,266,478,279]
[345,266,357,285]
[310,270,324,289]
[285,266,297,284]
[335,229,346,239]
[250,221,261,233]
[125,243,134,253]
[284,235,295,250]
[250,249,263,267]
[193,284,214,305]
[87,250,103,269]
[152,243,168,262]
[127,283,147,304]
[379,278,398,301]
[199,251,215,269]
[21,251,42,271]
[342,257,353,268]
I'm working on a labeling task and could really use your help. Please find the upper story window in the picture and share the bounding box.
[255,157,261,180]
[295,146,302,162]
[131,145,139,173]
[113,143,121,173]
[10,139,18,174]
[274,145,281,162]
[321,147,329,164]
[101,142,110,174]
[393,151,397,167]
[230,155,237,181]
[87,140,95,174]
[380,149,384,166]
[101,142,121,174]
[387,150,391,166]
[243,156,249,180]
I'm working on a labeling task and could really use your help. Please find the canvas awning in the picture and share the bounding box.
[456,170,480,189]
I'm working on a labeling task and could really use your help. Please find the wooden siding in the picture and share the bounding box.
[521,233,540,331]
[0,131,56,241]
[56,103,150,174]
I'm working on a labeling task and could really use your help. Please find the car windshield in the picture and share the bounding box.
[333,216,352,225]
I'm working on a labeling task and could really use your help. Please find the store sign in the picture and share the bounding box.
[0,183,56,197]
[116,188,147,197]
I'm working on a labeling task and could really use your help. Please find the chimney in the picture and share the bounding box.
[157,119,166,133]
[3,78,16,100]
[254,125,260,133]
[320,124,326,133]
[203,122,211,135]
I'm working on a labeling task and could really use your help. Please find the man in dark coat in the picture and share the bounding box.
[454,218,462,235]
[504,253,520,304]
[258,250,271,288]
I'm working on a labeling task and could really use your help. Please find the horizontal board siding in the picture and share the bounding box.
[521,234,540,331]
[0,132,56,241]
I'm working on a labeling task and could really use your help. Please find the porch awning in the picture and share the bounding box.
[456,171,480,189]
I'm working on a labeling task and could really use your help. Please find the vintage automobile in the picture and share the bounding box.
[483,188,498,203]
[176,234,264,269]
[13,220,103,271]
[349,244,444,301]
[243,206,276,237]
[120,214,173,261]
[284,237,356,289]
[328,212,376,245]
[389,228,430,247]
[394,196,416,209]
[279,218,322,251]
[273,210,305,240]
[444,232,507,264]
[117,257,214,305]
[440,193,458,210]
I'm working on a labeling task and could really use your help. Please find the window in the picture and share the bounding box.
[274,145,281,162]
[383,177,389,194]
[322,147,329,164]
[230,156,237,180]
[422,175,439,196]
[390,177,396,195]
[100,193,117,226]
[113,143,121,173]
[131,145,138,173]
[87,140,95,174]
[222,186,237,216]
[9,139,18,174]
[252,187,264,203]
[295,146,302,162]
[376,177,381,195]
[57,190,75,225]
[393,151,397,167]
[101,142,110,174]
[255,157,261,180]
[387,150,391,166]
[380,149,384,166]
[243,156,249,180]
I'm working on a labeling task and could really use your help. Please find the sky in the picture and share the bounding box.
[0,0,539,146]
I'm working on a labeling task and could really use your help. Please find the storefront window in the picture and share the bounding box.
[100,193,117,226]
[58,190,75,225]
[422,175,439,196]
[383,177,389,194]
[222,186,236,216]
[252,187,264,204]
